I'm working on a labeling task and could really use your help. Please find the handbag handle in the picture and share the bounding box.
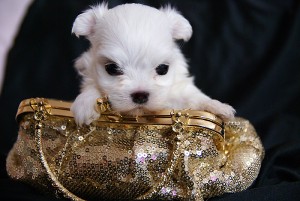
[138,110,225,200]
[31,98,85,201]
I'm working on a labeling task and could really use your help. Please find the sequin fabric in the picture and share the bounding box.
[6,101,264,201]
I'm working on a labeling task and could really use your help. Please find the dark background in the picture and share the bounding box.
[1,0,300,200]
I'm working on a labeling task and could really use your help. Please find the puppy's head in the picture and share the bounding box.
[73,3,193,114]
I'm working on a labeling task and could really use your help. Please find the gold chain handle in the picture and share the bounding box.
[30,98,85,201]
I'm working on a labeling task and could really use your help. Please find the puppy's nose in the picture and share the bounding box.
[131,91,149,104]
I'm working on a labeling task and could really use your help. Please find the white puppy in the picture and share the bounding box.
[71,3,235,126]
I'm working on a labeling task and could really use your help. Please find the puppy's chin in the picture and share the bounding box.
[109,98,168,116]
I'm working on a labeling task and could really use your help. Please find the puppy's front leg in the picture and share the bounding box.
[198,97,235,119]
[184,85,235,119]
[71,87,101,126]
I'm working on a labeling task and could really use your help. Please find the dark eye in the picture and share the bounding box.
[155,64,169,75]
[105,63,123,76]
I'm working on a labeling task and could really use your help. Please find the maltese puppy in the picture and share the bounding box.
[71,3,235,126]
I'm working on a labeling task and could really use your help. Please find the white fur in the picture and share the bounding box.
[71,3,235,126]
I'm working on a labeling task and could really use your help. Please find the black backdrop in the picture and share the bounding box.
[1,0,300,200]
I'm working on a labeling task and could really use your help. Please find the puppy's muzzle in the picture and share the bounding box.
[131,91,149,104]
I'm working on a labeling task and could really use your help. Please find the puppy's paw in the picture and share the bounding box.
[201,99,235,119]
[71,94,100,126]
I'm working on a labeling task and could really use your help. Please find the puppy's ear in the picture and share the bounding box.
[160,5,192,42]
[74,52,91,76]
[72,3,108,37]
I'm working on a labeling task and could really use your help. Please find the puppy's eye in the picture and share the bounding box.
[105,63,123,76]
[155,64,169,75]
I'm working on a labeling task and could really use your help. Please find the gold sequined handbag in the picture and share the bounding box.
[6,97,264,201]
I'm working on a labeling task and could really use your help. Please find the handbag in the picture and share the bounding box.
[6,97,264,201]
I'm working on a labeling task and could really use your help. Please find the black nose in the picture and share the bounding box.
[131,91,149,104]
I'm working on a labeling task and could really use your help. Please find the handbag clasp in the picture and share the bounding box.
[30,98,51,121]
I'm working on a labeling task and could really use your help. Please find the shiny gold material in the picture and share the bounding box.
[7,98,264,201]
[96,97,111,113]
